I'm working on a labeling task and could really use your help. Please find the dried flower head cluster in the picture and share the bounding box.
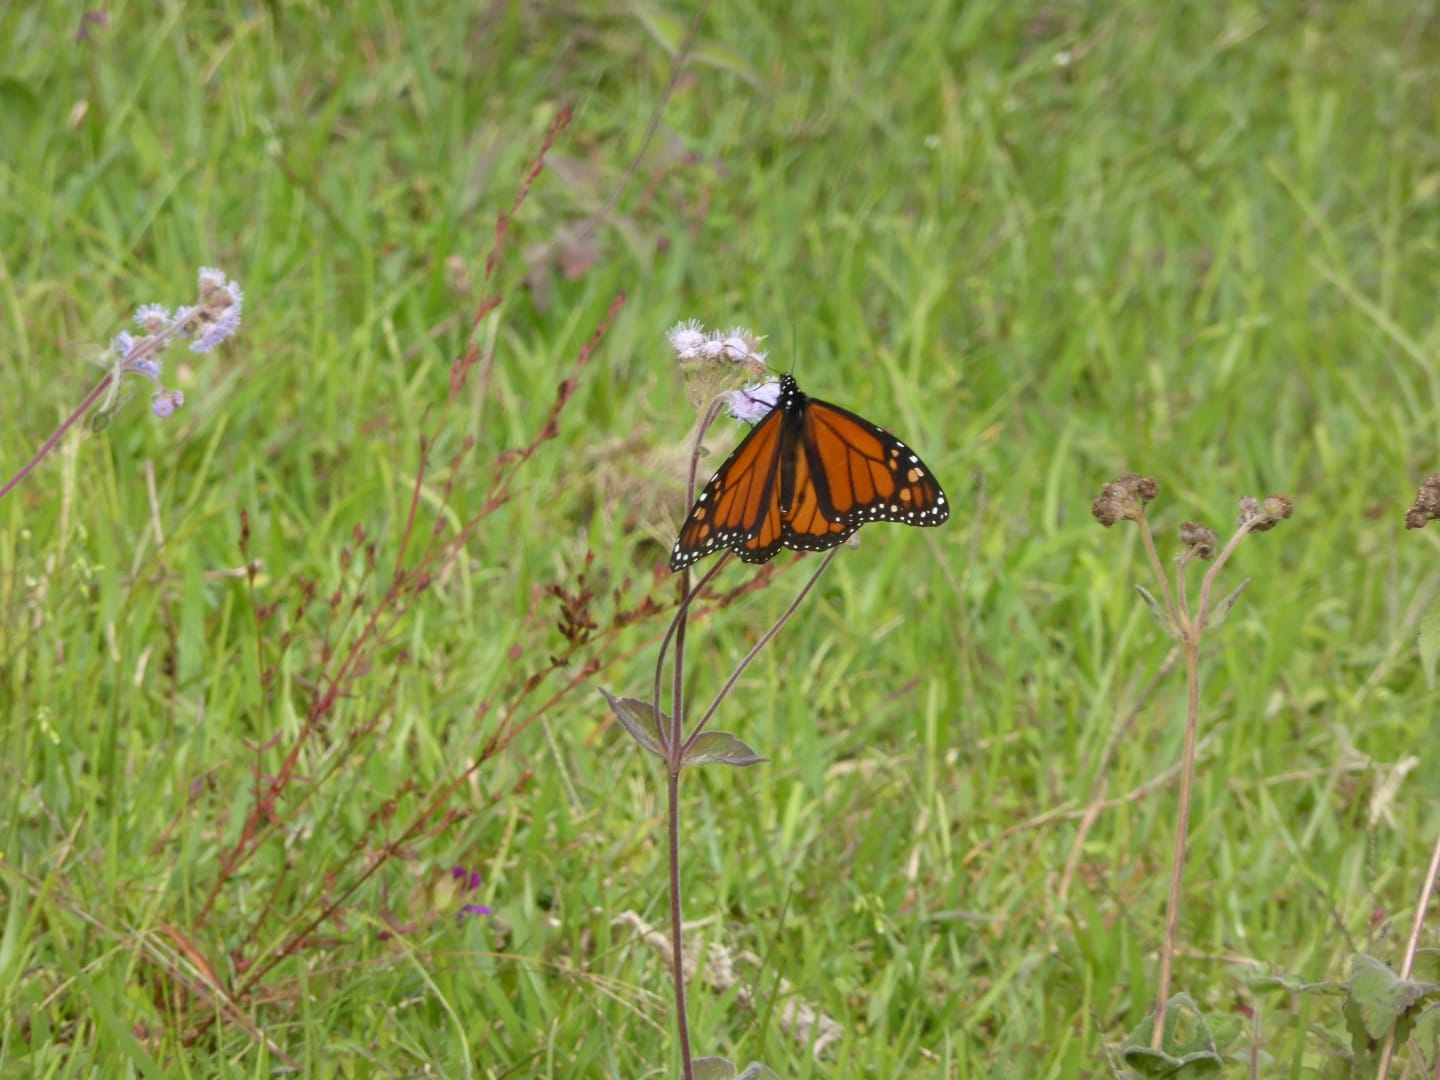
[1090,472,1160,527]
[667,320,774,417]
[1178,521,1217,560]
[92,266,243,430]
[1405,476,1440,530]
[1237,494,1293,532]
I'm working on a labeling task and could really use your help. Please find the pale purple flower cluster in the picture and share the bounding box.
[666,319,779,424]
[97,267,242,425]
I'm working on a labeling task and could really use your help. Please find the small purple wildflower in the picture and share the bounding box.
[151,390,184,419]
[718,330,753,362]
[75,10,109,42]
[451,865,482,891]
[668,320,705,360]
[128,355,162,381]
[725,380,781,424]
[134,304,171,334]
[451,865,493,921]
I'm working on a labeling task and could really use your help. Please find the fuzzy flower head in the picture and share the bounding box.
[668,319,771,412]
[668,320,707,361]
[151,390,185,419]
[134,304,171,335]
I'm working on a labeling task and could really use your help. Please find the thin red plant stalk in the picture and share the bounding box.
[203,284,622,921]
[666,765,694,1079]
[0,372,113,502]
[664,545,699,1080]
[1151,634,1200,1050]
[204,306,621,925]
[655,549,837,1080]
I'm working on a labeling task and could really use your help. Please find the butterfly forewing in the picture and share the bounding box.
[669,406,785,569]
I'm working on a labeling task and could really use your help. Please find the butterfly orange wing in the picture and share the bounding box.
[669,375,948,570]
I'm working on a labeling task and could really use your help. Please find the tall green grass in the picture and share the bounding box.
[3,1,1439,1076]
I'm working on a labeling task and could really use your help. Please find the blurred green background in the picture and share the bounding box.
[3,1,1439,1076]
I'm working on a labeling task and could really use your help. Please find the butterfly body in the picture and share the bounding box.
[669,374,948,570]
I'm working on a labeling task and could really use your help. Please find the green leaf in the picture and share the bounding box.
[629,0,685,56]
[1119,995,1224,1077]
[691,1060,781,1080]
[1348,954,1402,1041]
[1345,953,1440,1043]
[1203,578,1249,630]
[690,42,762,88]
[1229,962,1346,996]
[1419,609,1440,688]
[692,1058,736,1080]
[599,689,668,760]
[625,1,761,86]
[1414,1002,1440,1070]
[683,731,767,768]
[1135,585,1179,639]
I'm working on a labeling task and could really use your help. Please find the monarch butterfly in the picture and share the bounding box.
[669,374,949,570]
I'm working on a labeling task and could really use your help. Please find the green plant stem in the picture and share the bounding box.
[1153,636,1201,1049]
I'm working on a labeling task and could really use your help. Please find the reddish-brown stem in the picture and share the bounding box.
[0,372,113,503]
[667,766,694,1080]
[1152,636,1201,1049]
